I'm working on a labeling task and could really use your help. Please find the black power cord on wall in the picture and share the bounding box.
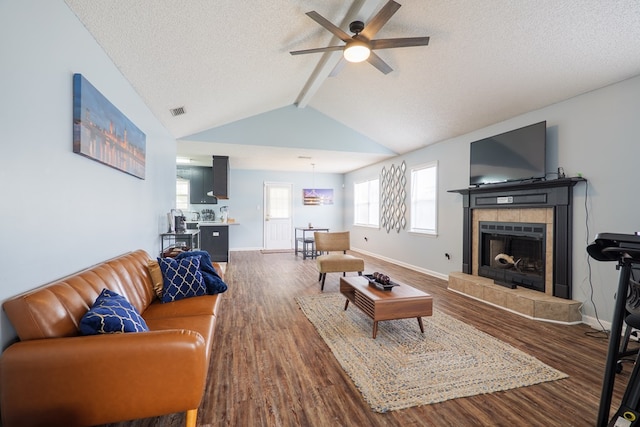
[582,180,610,338]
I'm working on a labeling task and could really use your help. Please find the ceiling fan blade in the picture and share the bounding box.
[367,52,393,74]
[328,57,347,77]
[290,45,345,56]
[360,0,401,40]
[370,36,430,50]
[306,11,352,42]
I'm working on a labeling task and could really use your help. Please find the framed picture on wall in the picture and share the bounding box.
[303,188,333,205]
[72,73,146,179]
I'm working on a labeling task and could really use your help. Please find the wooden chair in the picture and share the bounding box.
[314,231,365,291]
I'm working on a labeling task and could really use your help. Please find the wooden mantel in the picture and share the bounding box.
[448,177,586,299]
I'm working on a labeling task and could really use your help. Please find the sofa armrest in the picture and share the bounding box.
[212,261,224,278]
[1,329,208,427]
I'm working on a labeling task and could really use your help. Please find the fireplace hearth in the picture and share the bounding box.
[478,221,546,292]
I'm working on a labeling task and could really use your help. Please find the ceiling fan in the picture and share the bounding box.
[289,0,430,75]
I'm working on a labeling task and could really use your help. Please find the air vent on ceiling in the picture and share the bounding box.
[170,106,186,117]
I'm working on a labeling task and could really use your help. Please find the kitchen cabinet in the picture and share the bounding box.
[212,155,229,199]
[177,166,217,204]
[199,225,229,262]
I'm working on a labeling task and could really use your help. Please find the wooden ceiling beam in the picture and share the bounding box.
[295,0,382,108]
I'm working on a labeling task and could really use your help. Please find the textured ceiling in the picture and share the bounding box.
[64,0,640,173]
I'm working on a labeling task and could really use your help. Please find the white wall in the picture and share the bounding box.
[345,75,640,327]
[227,169,345,250]
[0,0,177,348]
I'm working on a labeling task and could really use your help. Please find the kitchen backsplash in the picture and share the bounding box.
[183,204,231,222]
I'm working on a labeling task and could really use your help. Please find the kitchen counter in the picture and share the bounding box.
[199,221,239,225]
[183,222,237,262]
[186,221,239,226]
[197,223,232,262]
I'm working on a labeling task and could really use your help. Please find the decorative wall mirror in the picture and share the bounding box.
[380,161,406,233]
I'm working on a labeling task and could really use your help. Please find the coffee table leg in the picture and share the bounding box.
[344,299,349,310]
[417,317,424,333]
[373,321,378,339]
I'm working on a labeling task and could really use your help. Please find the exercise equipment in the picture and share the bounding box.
[588,233,640,426]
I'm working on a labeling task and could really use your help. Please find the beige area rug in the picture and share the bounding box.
[296,293,568,413]
[260,249,294,254]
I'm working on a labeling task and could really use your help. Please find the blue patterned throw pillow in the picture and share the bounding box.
[79,288,149,335]
[158,256,206,303]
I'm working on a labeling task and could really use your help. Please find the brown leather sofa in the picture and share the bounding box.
[0,250,222,427]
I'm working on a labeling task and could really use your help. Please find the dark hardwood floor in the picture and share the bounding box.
[105,250,633,427]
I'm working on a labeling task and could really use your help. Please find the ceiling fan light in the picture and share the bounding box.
[344,42,370,63]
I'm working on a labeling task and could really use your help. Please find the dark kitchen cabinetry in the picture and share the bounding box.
[190,167,218,204]
[177,166,217,204]
[199,225,229,262]
[212,155,229,199]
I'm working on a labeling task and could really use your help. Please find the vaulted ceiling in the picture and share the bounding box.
[64,0,640,173]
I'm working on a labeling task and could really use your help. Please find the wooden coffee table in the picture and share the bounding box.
[339,276,433,339]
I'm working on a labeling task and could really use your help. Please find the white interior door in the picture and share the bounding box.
[263,182,293,250]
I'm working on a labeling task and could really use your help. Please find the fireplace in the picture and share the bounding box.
[478,221,546,292]
[449,178,586,299]
[447,178,586,322]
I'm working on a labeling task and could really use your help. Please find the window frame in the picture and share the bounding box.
[353,178,380,228]
[409,161,438,236]
[176,177,190,211]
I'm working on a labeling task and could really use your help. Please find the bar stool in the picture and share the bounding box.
[302,238,316,259]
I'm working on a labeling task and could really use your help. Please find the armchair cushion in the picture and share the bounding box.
[79,289,149,335]
[316,253,365,273]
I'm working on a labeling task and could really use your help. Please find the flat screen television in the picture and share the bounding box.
[469,121,547,186]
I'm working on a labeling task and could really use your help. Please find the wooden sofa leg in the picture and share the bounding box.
[186,409,198,427]
[321,273,326,291]
[318,272,322,281]
[358,271,362,276]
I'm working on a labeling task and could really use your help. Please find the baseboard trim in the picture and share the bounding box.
[581,314,611,332]
[350,247,449,281]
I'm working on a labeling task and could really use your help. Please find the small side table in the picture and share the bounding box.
[160,230,201,256]
[294,227,328,259]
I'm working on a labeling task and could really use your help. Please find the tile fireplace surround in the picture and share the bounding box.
[448,178,585,323]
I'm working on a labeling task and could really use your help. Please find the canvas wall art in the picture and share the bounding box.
[72,73,146,179]
[303,188,333,205]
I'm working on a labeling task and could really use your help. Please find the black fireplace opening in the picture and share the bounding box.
[478,221,546,292]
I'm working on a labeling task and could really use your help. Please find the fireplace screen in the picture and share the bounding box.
[478,221,546,292]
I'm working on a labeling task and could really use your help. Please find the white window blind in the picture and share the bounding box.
[176,178,189,211]
[410,162,437,234]
[354,178,380,227]
[267,185,291,219]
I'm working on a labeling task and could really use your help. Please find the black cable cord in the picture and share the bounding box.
[583,180,610,337]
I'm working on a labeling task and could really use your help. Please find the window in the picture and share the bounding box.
[354,178,379,227]
[176,178,189,211]
[267,184,291,219]
[410,162,437,234]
